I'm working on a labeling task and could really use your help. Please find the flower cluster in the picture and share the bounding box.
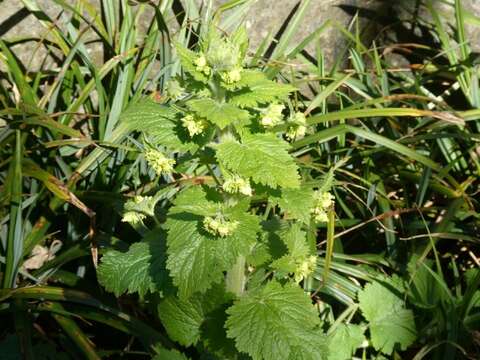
[203,215,239,237]
[194,53,211,75]
[221,67,242,84]
[144,149,175,175]
[285,112,307,140]
[222,175,252,196]
[260,104,285,127]
[181,114,207,137]
[294,255,317,283]
[311,191,334,222]
[121,196,152,224]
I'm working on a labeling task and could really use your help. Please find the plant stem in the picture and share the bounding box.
[226,255,246,296]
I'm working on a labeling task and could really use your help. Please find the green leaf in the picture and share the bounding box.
[270,223,311,276]
[270,186,315,223]
[235,70,268,88]
[327,324,364,360]
[158,285,229,347]
[0,334,69,360]
[97,228,171,298]
[187,98,250,129]
[120,99,198,152]
[216,133,300,189]
[230,79,296,108]
[175,43,209,83]
[226,281,327,360]
[153,348,189,360]
[166,187,260,297]
[167,186,220,216]
[407,256,445,308]
[358,278,417,354]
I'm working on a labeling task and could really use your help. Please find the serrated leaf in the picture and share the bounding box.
[158,285,229,347]
[216,133,300,189]
[289,330,328,360]
[327,324,364,360]
[187,98,250,129]
[120,99,198,152]
[235,70,268,88]
[120,98,175,128]
[167,186,220,216]
[226,281,327,360]
[270,223,310,275]
[175,43,209,83]
[248,217,289,267]
[166,187,260,297]
[230,80,296,108]
[270,186,314,224]
[97,228,171,298]
[358,278,417,354]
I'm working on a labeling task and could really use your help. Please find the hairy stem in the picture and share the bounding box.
[226,255,246,296]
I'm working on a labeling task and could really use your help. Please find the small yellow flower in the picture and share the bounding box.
[294,255,317,282]
[221,68,242,84]
[311,208,328,223]
[261,104,285,127]
[121,211,146,224]
[144,149,175,175]
[222,175,252,196]
[315,191,334,208]
[203,216,239,237]
[194,53,211,75]
[311,191,334,222]
[181,114,206,137]
[286,112,307,140]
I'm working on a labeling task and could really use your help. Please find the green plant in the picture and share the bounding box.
[94,20,426,359]
[97,23,332,359]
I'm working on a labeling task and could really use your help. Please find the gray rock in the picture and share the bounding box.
[1,0,478,73]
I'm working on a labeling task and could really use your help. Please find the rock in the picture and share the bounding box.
[0,0,478,73]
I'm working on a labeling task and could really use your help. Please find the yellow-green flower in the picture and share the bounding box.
[181,114,207,137]
[144,149,175,175]
[203,216,239,237]
[294,255,317,283]
[194,53,211,75]
[261,104,285,127]
[121,211,146,224]
[221,67,242,84]
[311,191,334,222]
[315,191,334,208]
[286,112,307,140]
[222,175,252,196]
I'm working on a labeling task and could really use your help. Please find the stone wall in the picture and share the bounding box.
[1,0,479,71]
